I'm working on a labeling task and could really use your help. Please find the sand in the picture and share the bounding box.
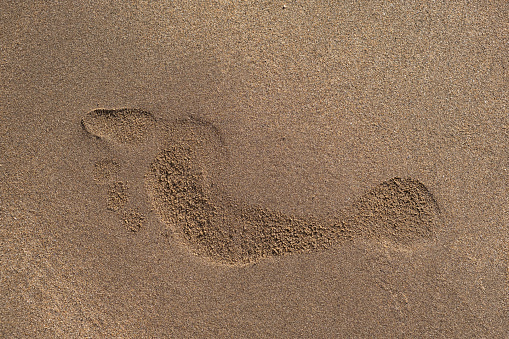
[1,1,508,338]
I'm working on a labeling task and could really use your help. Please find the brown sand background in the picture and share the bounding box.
[1,1,508,337]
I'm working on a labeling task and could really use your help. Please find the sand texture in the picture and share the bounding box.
[1,1,508,338]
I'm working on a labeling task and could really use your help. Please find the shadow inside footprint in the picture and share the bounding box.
[82,108,155,144]
[144,120,441,265]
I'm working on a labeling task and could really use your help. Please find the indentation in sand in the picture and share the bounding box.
[93,159,119,182]
[348,177,440,245]
[106,181,129,212]
[83,108,441,265]
[122,209,145,233]
[144,119,440,265]
[81,108,155,144]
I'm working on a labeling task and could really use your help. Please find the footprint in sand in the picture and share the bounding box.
[82,108,441,265]
[82,108,155,144]
[82,108,156,233]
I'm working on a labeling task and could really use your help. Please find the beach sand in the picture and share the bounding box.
[1,1,508,337]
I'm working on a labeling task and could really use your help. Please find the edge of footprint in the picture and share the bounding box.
[81,108,156,145]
